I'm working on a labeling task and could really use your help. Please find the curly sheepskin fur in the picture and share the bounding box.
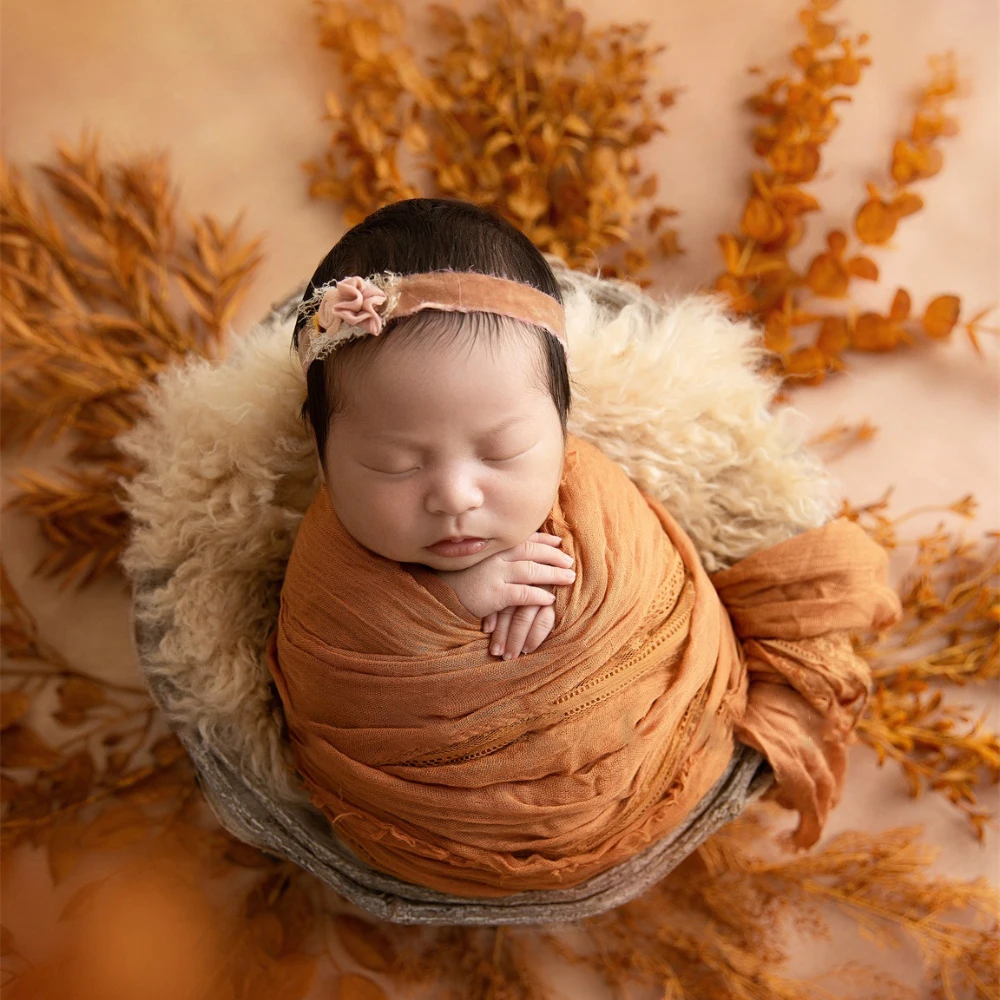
[116,263,839,807]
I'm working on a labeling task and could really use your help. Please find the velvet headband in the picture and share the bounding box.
[295,270,569,374]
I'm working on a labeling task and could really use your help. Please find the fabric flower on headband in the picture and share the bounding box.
[315,276,388,336]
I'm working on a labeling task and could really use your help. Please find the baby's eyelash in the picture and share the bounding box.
[364,453,522,475]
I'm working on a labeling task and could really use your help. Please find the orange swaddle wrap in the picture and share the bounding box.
[265,434,901,897]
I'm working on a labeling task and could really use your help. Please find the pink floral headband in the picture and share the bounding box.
[296,270,569,375]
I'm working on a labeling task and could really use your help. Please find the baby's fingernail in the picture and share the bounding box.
[503,652,513,660]
[491,645,501,655]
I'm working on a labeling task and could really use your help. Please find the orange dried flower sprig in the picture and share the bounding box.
[307,0,681,280]
[715,0,872,325]
[0,133,264,590]
[839,490,1000,840]
[716,2,996,386]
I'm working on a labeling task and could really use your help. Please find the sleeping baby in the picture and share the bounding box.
[265,197,901,898]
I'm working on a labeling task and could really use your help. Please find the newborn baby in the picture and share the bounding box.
[266,196,900,897]
[313,293,577,660]
[298,199,579,660]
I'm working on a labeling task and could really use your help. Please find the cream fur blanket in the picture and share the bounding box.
[117,262,838,807]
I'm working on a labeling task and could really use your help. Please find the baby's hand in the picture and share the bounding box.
[483,591,556,660]
[435,531,575,633]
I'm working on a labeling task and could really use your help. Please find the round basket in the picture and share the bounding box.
[121,268,836,925]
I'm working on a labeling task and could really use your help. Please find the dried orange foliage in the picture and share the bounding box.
[807,416,879,463]
[715,1,997,386]
[534,813,998,1000]
[0,132,263,589]
[853,53,962,247]
[6,786,996,1000]
[307,0,680,279]
[839,491,1000,841]
[1,565,198,871]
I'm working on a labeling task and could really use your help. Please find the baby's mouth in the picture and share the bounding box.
[425,537,490,555]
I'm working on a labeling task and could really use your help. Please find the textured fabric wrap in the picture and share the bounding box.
[265,434,901,897]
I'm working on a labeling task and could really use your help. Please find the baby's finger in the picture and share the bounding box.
[522,604,556,654]
[529,532,565,547]
[525,541,575,567]
[509,535,571,564]
[511,559,576,590]
[489,607,515,657]
[503,606,538,659]
[482,612,496,633]
[507,583,558,608]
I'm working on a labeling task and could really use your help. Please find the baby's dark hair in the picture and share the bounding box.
[292,198,572,472]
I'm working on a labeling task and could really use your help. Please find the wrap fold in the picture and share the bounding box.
[266,434,901,896]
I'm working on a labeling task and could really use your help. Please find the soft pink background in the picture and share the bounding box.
[2,0,998,995]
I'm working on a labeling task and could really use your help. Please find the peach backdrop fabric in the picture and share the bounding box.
[2,0,996,993]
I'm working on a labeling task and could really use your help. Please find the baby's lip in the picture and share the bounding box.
[432,536,485,544]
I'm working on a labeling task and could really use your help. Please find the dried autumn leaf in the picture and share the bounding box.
[767,143,821,183]
[784,345,827,384]
[806,251,848,298]
[912,109,959,142]
[57,676,106,712]
[852,312,906,352]
[333,915,396,971]
[923,294,962,339]
[845,255,878,281]
[339,973,389,1000]
[764,314,793,354]
[0,690,29,730]
[889,289,912,322]
[891,190,924,218]
[854,191,897,244]
[891,138,944,184]
[816,315,850,357]
[717,234,743,274]
[1,723,61,768]
[741,197,784,242]
[401,121,430,154]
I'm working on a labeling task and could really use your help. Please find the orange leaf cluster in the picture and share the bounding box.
[715,3,995,387]
[854,52,962,246]
[0,133,264,590]
[715,0,871,324]
[306,0,680,278]
[838,490,999,841]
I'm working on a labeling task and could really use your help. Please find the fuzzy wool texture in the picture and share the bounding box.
[117,263,839,807]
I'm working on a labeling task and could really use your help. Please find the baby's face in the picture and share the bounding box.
[319,326,566,571]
